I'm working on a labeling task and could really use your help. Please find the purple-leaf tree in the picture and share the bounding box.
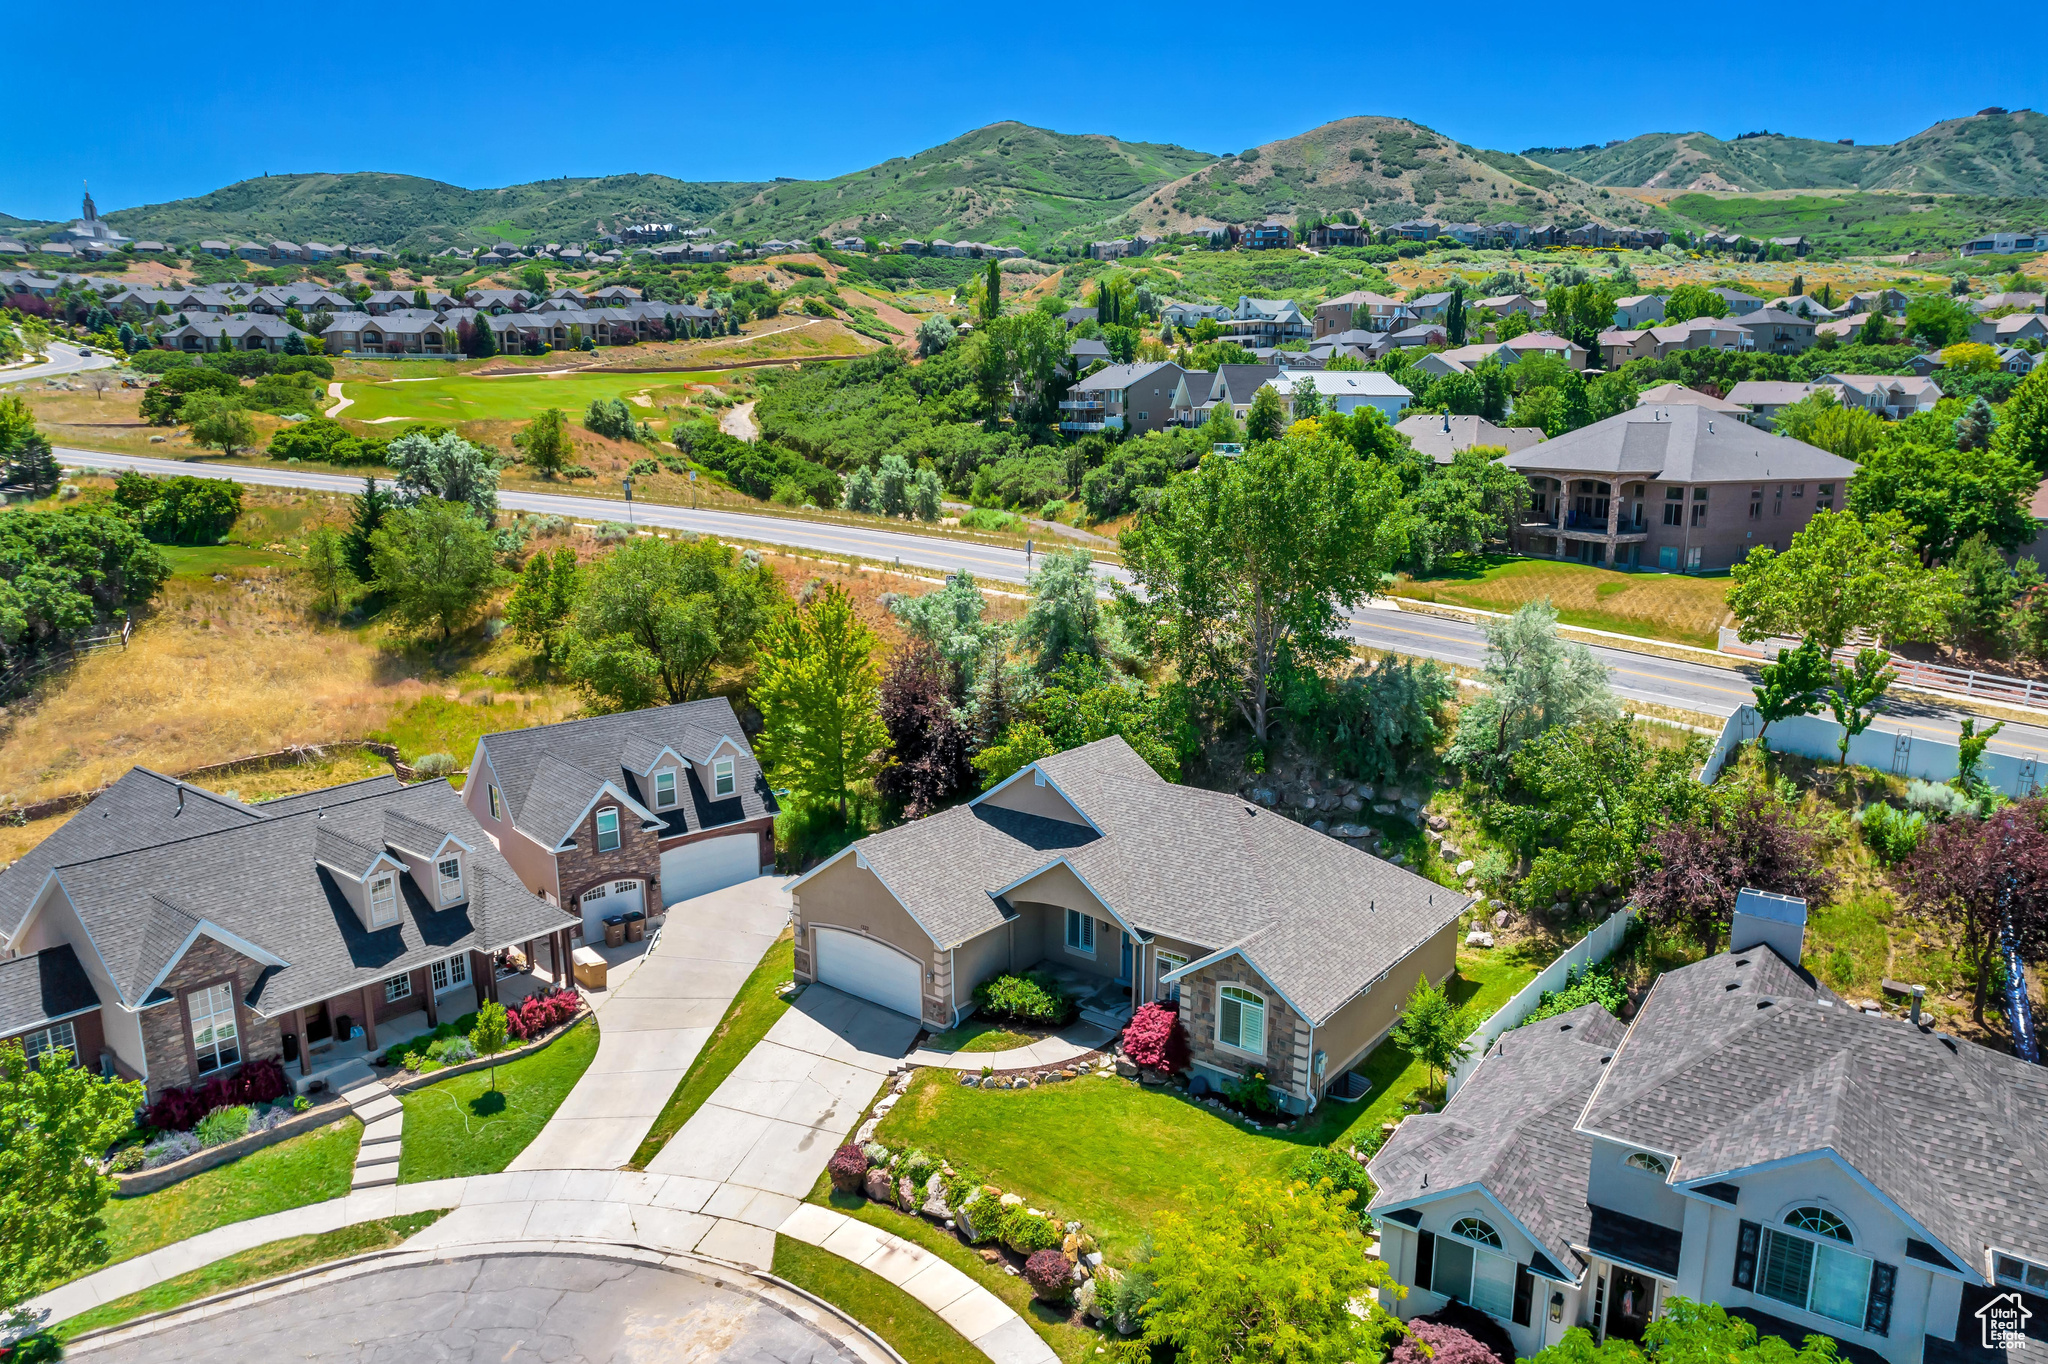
[1892,798,2048,1024]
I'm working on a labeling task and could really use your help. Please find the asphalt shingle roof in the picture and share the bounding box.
[1502,403,1858,482]
[0,945,99,1037]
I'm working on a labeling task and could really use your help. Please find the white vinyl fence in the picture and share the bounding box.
[1445,903,1635,1098]
[1699,704,2048,797]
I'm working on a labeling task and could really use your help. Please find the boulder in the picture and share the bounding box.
[1075,1278,1100,1321]
[1382,785,1403,801]
[1372,802,1395,815]
[1390,853,1408,866]
[863,1168,894,1204]
[873,1093,899,1114]
[922,1191,951,1219]
[891,1070,914,1093]
[1439,843,1459,862]
[1139,1069,1164,1086]
[1012,1076,1031,1089]
[897,1176,919,1212]
[1300,794,1318,811]
[980,1076,1002,1089]
[1399,795,1422,810]
[854,1119,880,1145]
[1455,860,1476,877]
[1492,909,1513,929]
[1058,1068,1078,1080]
[1115,1057,1139,1078]
[956,1201,984,1242]
[1427,814,1450,831]
[1310,819,1328,834]
[1425,830,1442,845]
[958,1073,978,1087]
[1465,930,1495,948]
[1342,794,1363,813]
[1358,785,1376,801]
[1251,787,1277,806]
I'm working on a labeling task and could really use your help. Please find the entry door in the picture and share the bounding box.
[1605,1268,1653,1342]
[1119,932,1133,983]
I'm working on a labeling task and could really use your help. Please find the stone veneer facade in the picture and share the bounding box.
[1179,960,1313,1110]
[556,801,665,911]
[139,935,284,1098]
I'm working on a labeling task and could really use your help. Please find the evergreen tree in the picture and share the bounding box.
[472,317,498,359]
[1445,282,1467,346]
[116,321,135,353]
[343,476,393,583]
[980,258,1001,322]
[1955,395,1998,451]
[7,434,60,496]
[505,545,579,674]
[1244,385,1286,442]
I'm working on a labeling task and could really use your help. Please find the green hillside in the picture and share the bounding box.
[704,122,1217,250]
[1656,191,2048,255]
[1526,110,2048,196]
[100,172,749,251]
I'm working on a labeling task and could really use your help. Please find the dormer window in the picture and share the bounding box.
[369,872,399,927]
[714,757,735,797]
[436,855,464,905]
[595,807,620,852]
[654,769,677,809]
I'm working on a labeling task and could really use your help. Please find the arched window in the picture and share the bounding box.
[1785,1208,1853,1243]
[1626,1152,1669,1175]
[1450,1217,1502,1248]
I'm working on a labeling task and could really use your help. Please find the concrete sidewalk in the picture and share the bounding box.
[645,984,919,1197]
[509,877,791,1171]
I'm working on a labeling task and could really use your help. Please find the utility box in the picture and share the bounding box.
[1731,888,1807,966]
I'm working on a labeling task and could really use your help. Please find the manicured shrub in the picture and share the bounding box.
[505,986,582,1041]
[1120,1002,1190,1074]
[1024,1248,1073,1303]
[1286,1147,1374,1227]
[900,1148,935,1189]
[412,752,457,777]
[972,971,1074,1025]
[999,1205,1065,1255]
[194,1104,252,1147]
[1393,1304,1517,1364]
[142,1058,289,1131]
[827,1143,868,1194]
[1221,1068,1280,1116]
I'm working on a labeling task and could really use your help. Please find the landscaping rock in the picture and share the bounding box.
[1425,830,1442,845]
[1372,802,1395,815]
[1058,1068,1077,1080]
[1311,819,1328,834]
[1390,853,1408,866]
[958,1073,978,1086]
[873,1094,899,1114]
[956,1203,984,1242]
[1382,785,1402,801]
[1139,1069,1164,1086]
[1115,1057,1138,1078]
[891,1071,914,1093]
[1439,843,1459,862]
[1251,788,1277,806]
[1000,1192,1025,1208]
[1456,860,1476,877]
[1075,1278,1099,1321]
[1465,930,1495,948]
[980,1076,1002,1089]
[1399,795,1422,810]
[897,1176,919,1212]
[1300,794,1318,811]
[863,1168,894,1204]
[1342,794,1363,813]
[1012,1076,1030,1089]
[854,1120,880,1145]
[1428,814,1450,831]
[1493,909,1513,929]
[977,1247,1004,1265]
[1330,823,1367,839]
[1357,785,1375,801]
[923,1192,951,1220]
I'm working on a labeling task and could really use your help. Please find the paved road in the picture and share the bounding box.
[2,341,117,385]
[71,1253,866,1363]
[59,446,2048,756]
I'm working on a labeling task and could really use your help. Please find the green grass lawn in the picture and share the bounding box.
[337,372,708,424]
[97,1118,362,1270]
[772,1235,975,1364]
[397,1017,599,1182]
[919,1019,1039,1054]
[630,932,794,1168]
[1389,555,1734,649]
[807,1187,1104,1364]
[158,544,298,576]
[57,1212,445,1340]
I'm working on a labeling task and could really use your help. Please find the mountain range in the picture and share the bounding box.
[8,110,2045,255]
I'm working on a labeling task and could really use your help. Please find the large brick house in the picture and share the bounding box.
[0,770,569,1099]
[462,700,777,942]
[788,737,1462,1115]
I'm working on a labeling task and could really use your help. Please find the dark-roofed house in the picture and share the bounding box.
[1503,405,1858,571]
[463,700,775,942]
[1169,363,1280,427]
[1,772,571,1098]
[1734,308,1821,355]
[1059,362,1187,437]
[1369,898,2048,1364]
[789,737,1465,1114]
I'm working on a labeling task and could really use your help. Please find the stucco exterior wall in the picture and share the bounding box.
[789,854,939,991]
[952,920,1016,1012]
[1314,919,1459,1082]
[978,772,1090,825]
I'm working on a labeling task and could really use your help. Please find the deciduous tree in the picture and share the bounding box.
[386,428,500,520]
[523,407,570,478]
[1663,284,1728,323]
[1390,979,1473,1097]
[1893,797,2048,1023]
[1996,366,2048,472]
[877,637,975,819]
[505,544,579,674]
[1446,600,1616,788]
[1635,786,1836,948]
[1826,647,1896,765]
[1243,385,1286,443]
[1751,640,1832,745]
[1016,547,1104,674]
[303,523,355,618]
[753,584,889,820]
[566,536,780,708]
[368,498,500,643]
[1728,510,1959,652]
[1846,440,2038,562]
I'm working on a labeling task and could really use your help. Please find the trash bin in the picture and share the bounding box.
[603,914,626,948]
[624,910,646,943]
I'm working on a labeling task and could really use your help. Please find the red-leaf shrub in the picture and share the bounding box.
[1120,1002,1190,1074]
[1024,1248,1073,1303]
[506,987,582,1041]
[827,1143,868,1194]
[142,1058,290,1131]
[1391,1305,1516,1364]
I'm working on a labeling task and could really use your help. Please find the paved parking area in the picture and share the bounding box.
[71,1252,867,1363]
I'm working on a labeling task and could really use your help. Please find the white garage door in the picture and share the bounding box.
[579,878,644,939]
[660,834,761,907]
[813,928,922,1019]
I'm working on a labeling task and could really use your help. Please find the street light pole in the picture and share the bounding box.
[622,477,634,527]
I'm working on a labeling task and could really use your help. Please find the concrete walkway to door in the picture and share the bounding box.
[510,877,792,1171]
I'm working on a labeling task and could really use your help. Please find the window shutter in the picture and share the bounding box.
[1733,1219,1761,1291]
[1513,1265,1535,1326]
[1864,1261,1896,1337]
[1415,1231,1436,1293]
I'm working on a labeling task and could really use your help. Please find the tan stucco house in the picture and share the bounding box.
[788,737,1465,1115]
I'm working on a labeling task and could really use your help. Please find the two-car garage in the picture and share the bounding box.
[811,928,923,1020]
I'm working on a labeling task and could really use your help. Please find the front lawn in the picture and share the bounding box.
[918,1018,1039,1054]
[396,1017,599,1182]
[97,1117,362,1270]
[630,931,794,1168]
[1389,555,1734,649]
[772,1235,974,1364]
[57,1212,445,1339]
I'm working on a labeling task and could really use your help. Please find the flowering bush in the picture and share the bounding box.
[1024,1248,1073,1303]
[1392,1305,1516,1364]
[1121,1002,1190,1074]
[827,1143,868,1194]
[506,987,581,1041]
[142,1058,290,1132]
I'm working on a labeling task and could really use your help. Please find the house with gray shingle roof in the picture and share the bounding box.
[789,736,1465,1114]
[1,769,571,1099]
[1369,898,2048,1364]
[462,699,776,942]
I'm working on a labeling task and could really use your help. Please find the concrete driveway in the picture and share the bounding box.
[510,877,791,1172]
[69,1251,872,1363]
[646,985,919,1198]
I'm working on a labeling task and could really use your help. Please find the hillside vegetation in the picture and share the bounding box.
[1657,190,2048,255]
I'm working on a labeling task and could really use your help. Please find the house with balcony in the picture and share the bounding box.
[159,313,314,354]
[1061,361,1188,436]
[1734,308,1820,354]
[1242,219,1293,250]
[1961,230,2047,256]
[1315,291,1411,337]
[789,736,1464,1111]
[0,769,572,1099]
[1368,891,2047,1364]
[1501,404,1857,571]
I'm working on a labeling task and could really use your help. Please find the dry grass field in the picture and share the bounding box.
[1390,556,1735,648]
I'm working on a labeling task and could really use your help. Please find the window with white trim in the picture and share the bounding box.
[714,757,736,797]
[1758,1208,1870,1328]
[19,1019,76,1068]
[654,769,677,808]
[188,983,240,1075]
[615,880,636,895]
[488,784,501,820]
[1066,910,1095,954]
[369,871,399,927]
[431,954,469,993]
[384,973,412,1003]
[436,855,464,905]
[1626,1152,1669,1175]
[1433,1217,1517,1319]
[1218,985,1265,1054]
[595,807,620,852]
[1156,951,1187,1002]
[1996,1253,2048,1294]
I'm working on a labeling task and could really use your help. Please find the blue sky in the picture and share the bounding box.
[5,2,2043,221]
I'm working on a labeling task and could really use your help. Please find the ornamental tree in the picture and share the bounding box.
[876,637,975,820]
[566,536,781,708]
[1121,1001,1191,1074]
[753,584,889,820]
[1892,797,2048,1024]
[1390,979,1472,1098]
[1635,786,1837,949]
